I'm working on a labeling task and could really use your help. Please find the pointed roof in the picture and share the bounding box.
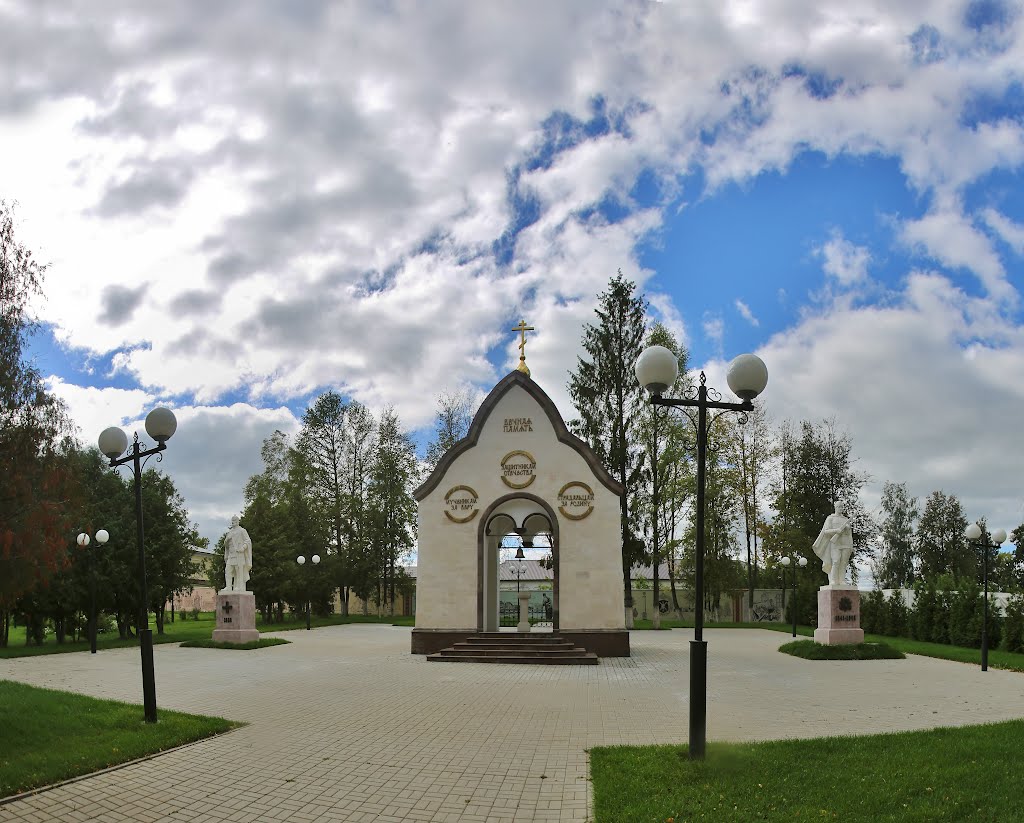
[414,369,624,501]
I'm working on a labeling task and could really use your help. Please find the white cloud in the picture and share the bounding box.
[2,1,1023,544]
[818,229,870,285]
[983,208,1024,255]
[900,200,1015,303]
[702,313,724,354]
[735,299,759,326]
[753,273,1024,535]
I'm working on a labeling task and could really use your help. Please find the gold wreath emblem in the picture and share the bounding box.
[444,485,480,523]
[500,450,536,489]
[557,481,595,520]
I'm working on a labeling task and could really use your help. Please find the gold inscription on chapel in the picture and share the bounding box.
[558,481,595,520]
[503,417,534,433]
[444,485,480,523]
[500,450,537,489]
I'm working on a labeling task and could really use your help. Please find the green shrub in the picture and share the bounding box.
[861,590,885,635]
[884,591,910,637]
[910,580,949,643]
[1001,594,1024,653]
[779,639,905,660]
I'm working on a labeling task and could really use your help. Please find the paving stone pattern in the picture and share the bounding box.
[3,626,1024,822]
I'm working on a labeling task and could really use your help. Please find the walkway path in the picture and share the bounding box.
[3,626,1024,822]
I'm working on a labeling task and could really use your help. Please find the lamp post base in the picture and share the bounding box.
[212,592,260,643]
[689,639,707,760]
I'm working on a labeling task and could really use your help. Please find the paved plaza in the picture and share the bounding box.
[4,626,1024,822]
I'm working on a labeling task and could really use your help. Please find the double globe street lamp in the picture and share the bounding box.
[635,345,768,760]
[296,554,321,630]
[98,407,178,723]
[77,529,109,654]
[964,522,1006,672]
[780,555,807,638]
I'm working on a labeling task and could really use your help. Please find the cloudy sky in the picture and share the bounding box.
[4,0,1023,550]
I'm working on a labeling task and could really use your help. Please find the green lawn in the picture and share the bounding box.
[591,720,1024,822]
[0,611,414,657]
[0,680,238,798]
[631,620,1024,673]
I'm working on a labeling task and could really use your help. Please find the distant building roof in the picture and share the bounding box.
[499,559,551,581]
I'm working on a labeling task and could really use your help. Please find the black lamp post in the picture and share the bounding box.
[964,522,1006,672]
[98,407,177,724]
[514,545,526,593]
[635,346,768,760]
[296,554,321,630]
[780,555,808,638]
[77,529,109,653]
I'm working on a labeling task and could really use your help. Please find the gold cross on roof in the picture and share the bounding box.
[512,319,535,376]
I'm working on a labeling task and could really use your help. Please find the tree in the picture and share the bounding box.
[916,491,970,581]
[567,272,647,626]
[637,322,690,628]
[1010,524,1024,591]
[765,418,873,582]
[424,389,475,470]
[732,405,772,610]
[367,408,419,614]
[140,469,202,633]
[877,481,918,588]
[297,392,350,611]
[0,201,80,644]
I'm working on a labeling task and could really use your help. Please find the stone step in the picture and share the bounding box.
[467,634,569,642]
[427,652,598,665]
[450,642,577,651]
[441,646,584,657]
[425,632,599,665]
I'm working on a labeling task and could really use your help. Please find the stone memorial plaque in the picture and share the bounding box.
[500,450,536,489]
[557,481,595,520]
[444,485,480,523]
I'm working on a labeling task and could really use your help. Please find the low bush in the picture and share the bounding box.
[779,639,905,660]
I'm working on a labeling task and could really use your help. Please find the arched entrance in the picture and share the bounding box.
[478,493,559,633]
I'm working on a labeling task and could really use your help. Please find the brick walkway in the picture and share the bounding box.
[3,626,1024,822]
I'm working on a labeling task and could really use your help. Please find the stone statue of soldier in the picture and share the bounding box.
[812,502,854,587]
[220,515,253,594]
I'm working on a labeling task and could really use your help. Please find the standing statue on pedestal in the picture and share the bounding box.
[221,515,253,594]
[812,502,854,587]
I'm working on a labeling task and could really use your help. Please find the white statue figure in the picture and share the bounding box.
[812,502,854,587]
[221,515,253,594]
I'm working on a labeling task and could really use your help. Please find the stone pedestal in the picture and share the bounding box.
[814,586,864,645]
[517,592,531,633]
[212,591,260,644]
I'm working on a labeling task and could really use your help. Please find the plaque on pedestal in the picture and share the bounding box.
[814,586,864,645]
[212,591,260,644]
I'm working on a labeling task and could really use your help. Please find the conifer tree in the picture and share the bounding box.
[567,272,647,625]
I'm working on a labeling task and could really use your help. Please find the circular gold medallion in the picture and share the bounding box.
[444,485,480,523]
[500,450,536,489]
[558,481,595,520]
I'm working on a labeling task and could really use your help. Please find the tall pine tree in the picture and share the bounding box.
[567,272,647,625]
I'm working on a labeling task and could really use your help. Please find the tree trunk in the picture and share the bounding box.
[0,609,9,647]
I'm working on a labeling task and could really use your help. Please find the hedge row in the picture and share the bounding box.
[860,580,1024,653]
